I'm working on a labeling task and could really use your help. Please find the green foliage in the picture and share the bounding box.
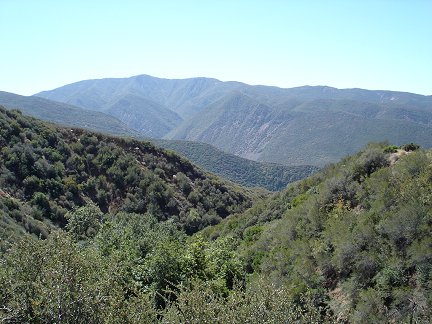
[65,205,103,241]
[0,227,332,323]
[154,139,318,191]
[0,233,114,322]
[208,143,432,322]
[1,141,432,321]
[401,142,421,151]
[0,106,252,243]
[383,145,399,153]
[1,100,431,322]
[161,278,332,323]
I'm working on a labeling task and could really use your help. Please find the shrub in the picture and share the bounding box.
[383,145,399,153]
[401,142,420,152]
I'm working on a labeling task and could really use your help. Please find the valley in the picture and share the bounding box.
[0,75,431,323]
[2,1,431,322]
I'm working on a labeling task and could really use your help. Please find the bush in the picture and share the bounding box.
[401,142,420,152]
[352,147,389,182]
[383,145,399,153]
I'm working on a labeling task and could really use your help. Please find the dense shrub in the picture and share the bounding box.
[0,106,252,242]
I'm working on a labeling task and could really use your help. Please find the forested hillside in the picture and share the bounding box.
[0,106,253,248]
[0,106,323,323]
[153,139,318,191]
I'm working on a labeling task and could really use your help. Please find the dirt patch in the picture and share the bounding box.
[388,149,411,165]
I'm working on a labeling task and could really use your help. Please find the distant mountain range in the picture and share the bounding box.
[34,75,432,166]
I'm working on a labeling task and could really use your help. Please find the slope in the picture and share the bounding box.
[168,95,432,165]
[0,91,140,137]
[0,106,253,248]
[260,107,432,165]
[202,143,432,322]
[153,139,319,191]
[105,94,183,138]
[166,92,285,159]
[35,75,226,135]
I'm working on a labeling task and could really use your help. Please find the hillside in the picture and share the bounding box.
[153,139,318,191]
[0,91,140,138]
[167,94,432,165]
[105,94,183,137]
[35,74,432,166]
[0,106,253,248]
[202,143,432,322]
[1,140,430,322]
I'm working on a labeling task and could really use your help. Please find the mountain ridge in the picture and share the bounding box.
[0,91,141,137]
[35,74,432,166]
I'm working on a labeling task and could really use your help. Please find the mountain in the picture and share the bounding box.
[35,75,432,166]
[104,94,182,137]
[0,91,140,137]
[35,75,222,137]
[152,139,319,191]
[0,106,254,248]
[35,75,237,118]
[167,92,432,166]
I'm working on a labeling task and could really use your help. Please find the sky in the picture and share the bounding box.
[1,0,431,96]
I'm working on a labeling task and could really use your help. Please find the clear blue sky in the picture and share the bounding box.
[1,0,431,95]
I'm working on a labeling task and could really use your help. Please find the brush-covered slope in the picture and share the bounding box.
[0,106,253,248]
[153,139,318,191]
[1,141,430,323]
[203,143,432,322]
[0,91,139,137]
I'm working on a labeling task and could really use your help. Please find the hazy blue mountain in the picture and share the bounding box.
[153,139,318,191]
[0,91,140,137]
[104,94,183,137]
[35,75,432,166]
[36,75,245,119]
[35,75,194,136]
